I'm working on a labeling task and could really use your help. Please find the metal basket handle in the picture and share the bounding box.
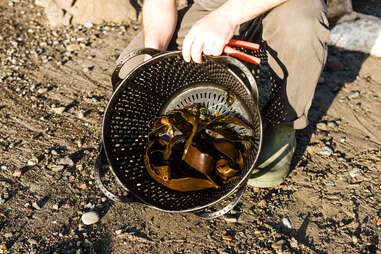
[93,145,139,203]
[214,55,259,103]
[193,182,247,219]
[112,48,164,91]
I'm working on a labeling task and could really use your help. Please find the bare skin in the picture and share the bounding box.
[142,0,288,63]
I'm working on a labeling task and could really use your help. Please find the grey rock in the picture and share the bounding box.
[36,0,137,26]
[81,211,100,225]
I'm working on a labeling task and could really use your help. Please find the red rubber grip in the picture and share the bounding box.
[228,39,260,51]
[223,46,261,65]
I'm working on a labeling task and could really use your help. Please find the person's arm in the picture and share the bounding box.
[182,0,288,63]
[142,0,177,50]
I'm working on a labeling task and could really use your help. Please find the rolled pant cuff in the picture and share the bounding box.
[280,114,309,130]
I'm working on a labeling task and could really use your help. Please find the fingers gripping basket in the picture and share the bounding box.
[94,48,262,218]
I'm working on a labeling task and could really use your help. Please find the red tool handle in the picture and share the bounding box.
[223,46,261,65]
[228,39,260,51]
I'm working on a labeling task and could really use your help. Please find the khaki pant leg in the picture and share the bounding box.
[260,0,330,129]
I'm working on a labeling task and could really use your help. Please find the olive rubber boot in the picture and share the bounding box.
[248,125,296,188]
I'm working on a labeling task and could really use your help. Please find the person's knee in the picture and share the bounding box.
[265,0,328,43]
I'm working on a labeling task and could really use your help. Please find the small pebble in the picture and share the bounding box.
[272,239,285,249]
[4,232,13,238]
[282,217,292,229]
[319,146,333,156]
[78,111,85,119]
[56,156,74,166]
[349,170,358,178]
[52,204,59,210]
[337,157,346,163]
[66,44,80,51]
[12,168,22,177]
[348,91,360,99]
[352,235,358,244]
[290,237,298,248]
[316,122,328,131]
[51,165,65,172]
[327,121,337,128]
[84,22,93,28]
[32,201,41,210]
[37,88,48,94]
[255,200,266,207]
[81,211,100,225]
[28,239,38,245]
[1,165,8,170]
[222,235,233,241]
[115,229,123,235]
[27,157,38,166]
[224,217,238,223]
[51,106,66,114]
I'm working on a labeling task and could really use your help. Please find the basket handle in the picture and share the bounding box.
[192,181,247,219]
[112,48,164,91]
[93,145,139,203]
[213,56,259,103]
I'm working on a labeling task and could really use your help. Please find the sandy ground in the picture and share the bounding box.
[0,0,380,253]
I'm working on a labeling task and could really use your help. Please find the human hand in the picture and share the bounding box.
[182,10,236,63]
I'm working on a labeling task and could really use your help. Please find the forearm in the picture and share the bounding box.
[217,0,288,27]
[142,0,177,50]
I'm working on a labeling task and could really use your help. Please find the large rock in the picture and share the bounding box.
[36,0,137,26]
[327,0,352,21]
[329,12,381,57]
[36,0,189,26]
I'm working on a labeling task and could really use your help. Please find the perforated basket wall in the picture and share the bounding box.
[102,51,262,212]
